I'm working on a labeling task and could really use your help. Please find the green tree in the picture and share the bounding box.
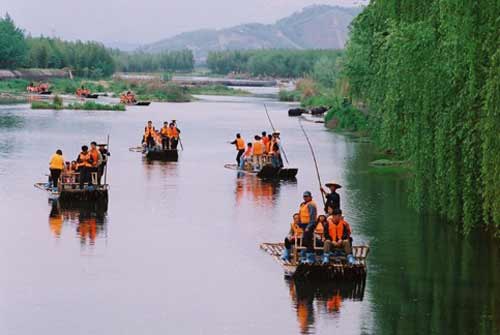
[0,13,28,69]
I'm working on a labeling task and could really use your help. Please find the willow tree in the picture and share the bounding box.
[343,0,500,232]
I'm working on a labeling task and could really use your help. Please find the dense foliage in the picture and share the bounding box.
[113,50,194,73]
[343,0,500,232]
[207,50,343,77]
[0,14,115,77]
[26,37,115,77]
[0,14,28,69]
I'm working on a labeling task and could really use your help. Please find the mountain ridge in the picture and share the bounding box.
[141,5,362,62]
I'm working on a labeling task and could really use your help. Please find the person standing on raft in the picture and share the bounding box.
[143,121,156,149]
[49,149,65,189]
[298,191,318,264]
[230,133,246,166]
[76,145,93,190]
[321,181,342,213]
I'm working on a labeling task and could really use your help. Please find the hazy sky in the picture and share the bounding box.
[2,0,365,45]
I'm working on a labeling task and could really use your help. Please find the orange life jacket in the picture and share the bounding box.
[78,152,92,168]
[161,126,169,136]
[299,200,317,225]
[327,218,350,241]
[253,141,264,155]
[266,140,272,153]
[315,221,325,234]
[170,127,179,139]
[89,149,99,167]
[262,136,270,147]
[291,222,304,236]
[244,147,252,157]
[144,126,155,138]
[236,138,245,150]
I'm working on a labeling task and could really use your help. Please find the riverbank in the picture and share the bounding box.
[31,100,125,111]
[0,77,255,102]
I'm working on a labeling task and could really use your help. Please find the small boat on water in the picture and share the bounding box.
[143,148,179,162]
[134,101,151,106]
[260,242,370,280]
[82,93,99,99]
[224,163,298,180]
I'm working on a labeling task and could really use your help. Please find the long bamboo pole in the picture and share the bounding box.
[104,134,109,185]
[298,118,325,206]
[263,104,289,165]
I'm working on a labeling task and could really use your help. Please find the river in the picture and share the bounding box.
[0,95,498,335]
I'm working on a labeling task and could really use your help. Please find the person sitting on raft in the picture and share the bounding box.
[283,191,318,264]
[142,121,156,149]
[281,212,326,262]
[49,149,65,190]
[322,208,354,265]
[230,133,246,166]
[126,91,136,103]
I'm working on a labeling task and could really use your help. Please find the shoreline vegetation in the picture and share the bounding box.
[0,77,253,103]
[31,96,125,111]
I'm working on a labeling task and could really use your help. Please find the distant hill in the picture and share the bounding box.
[141,5,362,63]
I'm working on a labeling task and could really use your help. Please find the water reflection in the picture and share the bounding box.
[48,200,108,247]
[234,175,280,207]
[287,279,366,334]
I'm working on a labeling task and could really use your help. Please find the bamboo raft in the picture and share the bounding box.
[260,242,369,279]
[133,101,151,106]
[35,170,109,202]
[35,182,109,202]
[224,163,298,180]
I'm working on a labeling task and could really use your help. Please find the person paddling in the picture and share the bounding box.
[321,181,341,213]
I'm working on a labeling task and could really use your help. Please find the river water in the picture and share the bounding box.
[0,95,498,335]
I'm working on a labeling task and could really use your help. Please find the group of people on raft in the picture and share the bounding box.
[142,120,181,151]
[120,91,137,104]
[281,182,355,265]
[48,142,110,191]
[76,86,91,97]
[26,82,50,94]
[230,130,284,170]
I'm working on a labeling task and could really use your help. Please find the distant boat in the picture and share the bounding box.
[143,148,178,162]
[224,163,298,180]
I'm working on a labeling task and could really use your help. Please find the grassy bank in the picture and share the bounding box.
[32,99,124,111]
[188,84,251,96]
[0,77,256,101]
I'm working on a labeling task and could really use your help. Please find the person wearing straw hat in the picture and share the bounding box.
[321,181,342,213]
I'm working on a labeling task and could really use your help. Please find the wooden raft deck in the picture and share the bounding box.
[144,149,179,162]
[260,242,369,279]
[225,163,298,180]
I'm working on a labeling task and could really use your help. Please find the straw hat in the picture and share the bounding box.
[325,181,342,189]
